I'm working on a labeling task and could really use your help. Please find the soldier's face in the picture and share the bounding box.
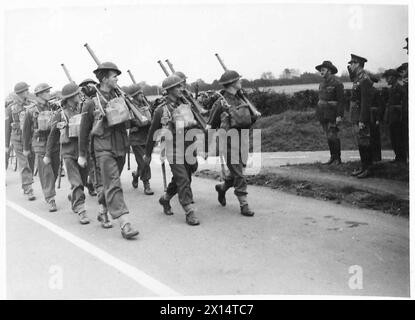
[349,62,359,72]
[320,68,330,78]
[18,90,29,100]
[169,85,182,99]
[105,71,118,89]
[39,90,51,101]
[232,79,242,91]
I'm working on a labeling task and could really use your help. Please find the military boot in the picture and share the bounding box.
[79,211,90,225]
[48,199,57,212]
[131,171,139,189]
[25,189,36,201]
[324,141,335,165]
[185,210,200,226]
[97,205,112,228]
[121,223,139,240]
[215,184,227,206]
[143,181,154,195]
[159,196,173,215]
[240,204,255,217]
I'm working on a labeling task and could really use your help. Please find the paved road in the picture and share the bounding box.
[5,156,409,298]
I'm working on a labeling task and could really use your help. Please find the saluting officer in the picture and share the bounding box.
[382,69,407,163]
[45,83,90,224]
[207,70,259,217]
[125,84,154,195]
[78,62,138,239]
[315,61,345,165]
[144,74,200,226]
[5,82,36,200]
[347,54,374,178]
[22,83,60,211]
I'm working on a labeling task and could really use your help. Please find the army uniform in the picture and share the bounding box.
[383,69,407,162]
[125,84,153,194]
[5,82,35,199]
[145,75,200,225]
[22,83,60,210]
[79,61,138,238]
[348,55,374,178]
[315,61,345,164]
[208,70,257,216]
[368,76,385,162]
[46,83,90,224]
[397,63,409,160]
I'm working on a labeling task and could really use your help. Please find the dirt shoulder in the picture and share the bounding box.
[195,161,409,217]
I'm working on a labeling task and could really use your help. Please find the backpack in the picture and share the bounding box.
[217,92,252,129]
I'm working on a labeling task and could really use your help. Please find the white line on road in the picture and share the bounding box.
[6,200,181,297]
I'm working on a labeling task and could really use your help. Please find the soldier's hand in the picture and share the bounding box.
[336,116,342,125]
[78,156,87,168]
[254,111,262,118]
[143,154,151,165]
[358,122,365,130]
[43,156,51,165]
[23,150,31,157]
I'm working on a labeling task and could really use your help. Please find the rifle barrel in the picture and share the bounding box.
[61,63,75,83]
[215,53,228,71]
[84,43,101,65]
[165,59,176,73]
[127,70,137,84]
[157,60,170,77]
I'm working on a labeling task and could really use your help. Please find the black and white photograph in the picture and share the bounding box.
[1,0,412,303]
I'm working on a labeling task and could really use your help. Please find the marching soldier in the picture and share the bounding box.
[22,83,60,210]
[315,61,345,165]
[347,54,374,178]
[78,61,138,239]
[207,69,259,217]
[382,69,407,163]
[125,84,154,195]
[144,74,200,226]
[5,82,36,200]
[79,78,98,197]
[45,83,90,224]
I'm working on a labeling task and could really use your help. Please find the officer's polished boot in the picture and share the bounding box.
[215,184,227,206]
[159,196,173,215]
[121,223,139,240]
[143,181,154,195]
[48,199,57,212]
[185,210,200,226]
[131,171,139,189]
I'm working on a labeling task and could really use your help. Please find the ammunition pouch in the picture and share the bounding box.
[68,114,83,138]
[105,97,131,127]
[37,110,54,132]
[225,102,252,129]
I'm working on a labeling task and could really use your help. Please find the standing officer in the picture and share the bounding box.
[382,69,407,163]
[144,74,200,226]
[5,82,36,200]
[22,83,59,210]
[347,54,374,178]
[368,75,384,162]
[125,84,154,195]
[207,70,259,216]
[79,78,98,197]
[45,83,90,224]
[78,61,138,239]
[315,61,345,165]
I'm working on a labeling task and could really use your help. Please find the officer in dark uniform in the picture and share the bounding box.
[5,82,36,200]
[207,70,260,216]
[22,83,60,211]
[368,75,385,162]
[144,74,200,226]
[382,69,407,163]
[78,61,139,239]
[125,84,154,195]
[397,63,409,159]
[79,78,98,197]
[315,61,345,165]
[347,54,374,178]
[45,83,90,224]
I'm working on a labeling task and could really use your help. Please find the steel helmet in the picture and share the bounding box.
[162,75,184,91]
[173,71,187,80]
[34,83,52,95]
[79,78,97,87]
[93,62,122,76]
[218,70,242,85]
[126,84,143,97]
[61,83,81,100]
[14,82,30,94]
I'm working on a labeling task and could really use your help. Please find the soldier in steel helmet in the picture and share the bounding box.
[382,69,407,163]
[207,69,259,217]
[45,83,91,224]
[125,84,154,195]
[78,61,139,239]
[347,54,374,178]
[22,83,60,210]
[315,60,345,165]
[144,74,200,226]
[5,82,36,200]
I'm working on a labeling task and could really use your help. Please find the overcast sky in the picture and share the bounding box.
[3,1,408,93]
